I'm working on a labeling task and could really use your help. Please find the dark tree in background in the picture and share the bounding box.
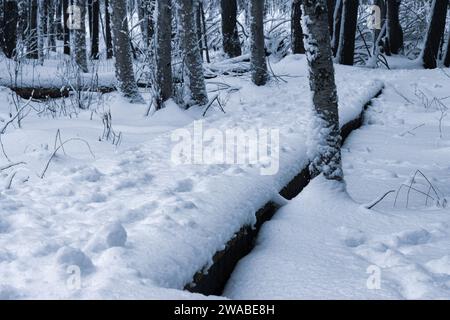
[291,0,305,54]
[63,0,70,55]
[105,0,114,59]
[155,0,173,107]
[386,0,403,55]
[3,0,18,58]
[249,0,268,86]
[302,0,343,181]
[336,0,359,65]
[28,0,38,59]
[221,0,241,58]
[331,0,342,57]
[422,0,448,69]
[445,31,450,68]
[88,0,100,59]
[327,0,336,38]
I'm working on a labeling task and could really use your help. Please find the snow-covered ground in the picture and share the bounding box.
[224,67,450,299]
[1,53,449,299]
[0,55,383,299]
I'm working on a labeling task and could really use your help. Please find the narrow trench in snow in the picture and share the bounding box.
[184,88,385,297]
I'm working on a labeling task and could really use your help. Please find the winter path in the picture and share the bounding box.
[0,55,384,299]
[224,68,450,299]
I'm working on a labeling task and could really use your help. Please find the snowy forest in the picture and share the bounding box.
[0,0,450,303]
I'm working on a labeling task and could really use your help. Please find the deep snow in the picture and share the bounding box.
[224,67,450,299]
[1,53,449,299]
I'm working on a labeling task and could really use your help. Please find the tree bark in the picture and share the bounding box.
[249,0,268,86]
[3,0,18,58]
[89,0,99,59]
[291,0,305,54]
[221,0,242,58]
[72,0,88,72]
[155,0,172,106]
[331,0,342,57]
[105,0,113,59]
[386,0,403,54]
[327,0,335,38]
[62,0,70,55]
[56,0,63,40]
[422,0,448,69]
[444,30,450,67]
[110,0,142,102]
[47,0,56,52]
[38,0,46,62]
[336,0,359,65]
[302,0,343,181]
[28,0,39,59]
[177,0,208,106]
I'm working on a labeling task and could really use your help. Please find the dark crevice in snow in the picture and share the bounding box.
[184,87,385,297]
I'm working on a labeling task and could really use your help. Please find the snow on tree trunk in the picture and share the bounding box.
[302,0,343,182]
[138,0,155,48]
[105,0,113,59]
[47,0,56,52]
[155,0,173,106]
[331,0,342,57]
[56,0,63,40]
[421,0,448,69]
[177,0,208,106]
[63,0,70,55]
[110,0,143,102]
[72,0,88,72]
[221,0,242,58]
[3,0,18,58]
[291,0,305,54]
[249,0,268,86]
[28,0,39,59]
[336,0,358,65]
[386,0,403,54]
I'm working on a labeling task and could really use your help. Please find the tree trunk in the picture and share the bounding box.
[336,0,359,65]
[72,0,88,72]
[56,0,63,40]
[63,0,70,55]
[177,0,208,106]
[422,0,448,69]
[105,0,113,59]
[3,0,18,58]
[386,0,403,54]
[28,0,39,59]
[444,31,450,68]
[302,0,343,181]
[47,0,56,52]
[249,0,268,86]
[291,0,305,54]
[327,0,335,37]
[17,0,28,43]
[331,0,342,56]
[221,0,241,58]
[110,0,142,102]
[38,0,46,62]
[138,0,154,48]
[89,0,99,59]
[155,0,172,106]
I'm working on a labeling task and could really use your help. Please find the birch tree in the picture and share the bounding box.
[177,0,208,106]
[249,0,268,86]
[110,0,143,102]
[155,0,173,106]
[221,0,241,58]
[421,0,448,69]
[72,0,88,72]
[302,0,343,181]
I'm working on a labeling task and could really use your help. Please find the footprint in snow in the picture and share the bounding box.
[174,178,194,193]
